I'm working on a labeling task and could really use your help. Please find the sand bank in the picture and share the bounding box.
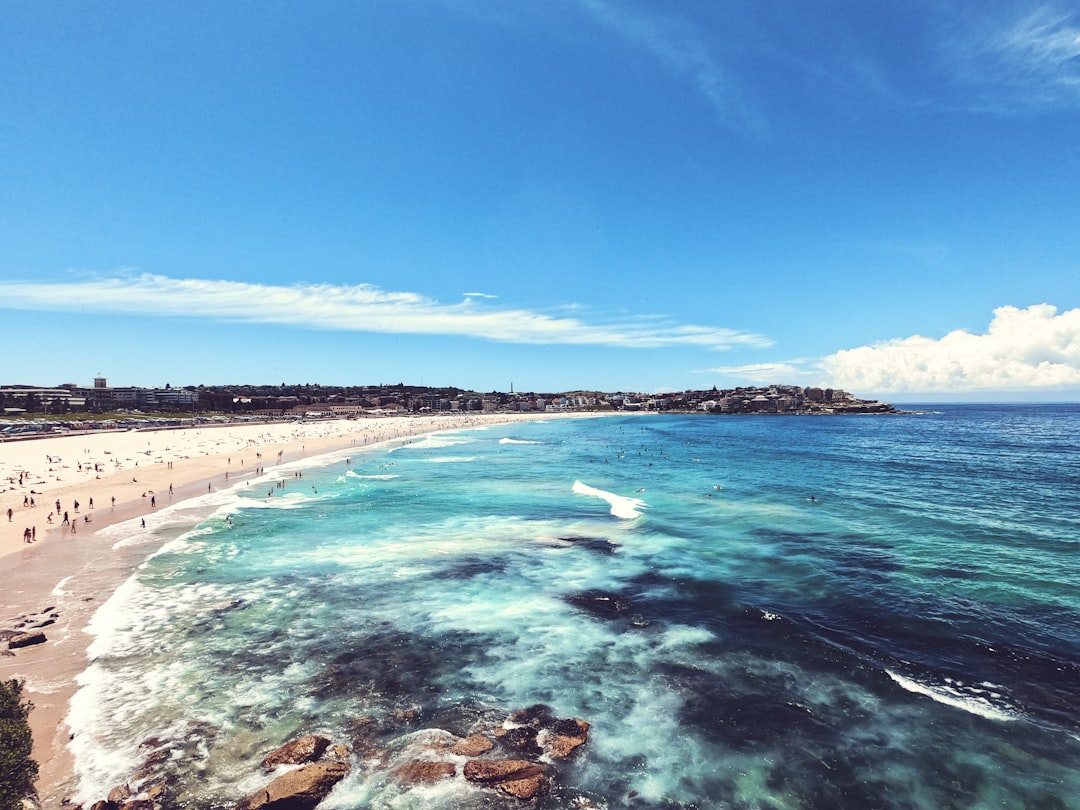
[0,412,591,807]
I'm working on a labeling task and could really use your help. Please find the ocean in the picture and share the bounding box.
[67,406,1080,808]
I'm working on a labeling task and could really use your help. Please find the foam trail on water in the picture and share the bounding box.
[886,670,1017,722]
[573,480,646,519]
[499,437,542,445]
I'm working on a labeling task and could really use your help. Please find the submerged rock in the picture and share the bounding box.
[392,760,456,784]
[494,725,542,757]
[565,590,632,619]
[558,536,618,555]
[236,761,350,810]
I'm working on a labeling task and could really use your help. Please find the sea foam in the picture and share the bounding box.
[572,480,646,519]
[886,669,1017,722]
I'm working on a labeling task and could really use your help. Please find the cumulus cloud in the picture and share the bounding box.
[821,304,1080,393]
[0,273,772,351]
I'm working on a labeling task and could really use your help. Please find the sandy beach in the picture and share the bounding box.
[0,412,581,808]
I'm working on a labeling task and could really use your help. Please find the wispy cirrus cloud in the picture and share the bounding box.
[575,0,764,134]
[940,4,1080,112]
[821,304,1080,393]
[0,273,772,351]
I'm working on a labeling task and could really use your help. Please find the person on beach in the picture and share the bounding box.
[6,507,11,522]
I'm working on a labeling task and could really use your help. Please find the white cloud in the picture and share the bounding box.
[0,273,772,351]
[821,304,1080,393]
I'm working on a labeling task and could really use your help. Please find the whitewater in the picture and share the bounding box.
[65,407,1080,808]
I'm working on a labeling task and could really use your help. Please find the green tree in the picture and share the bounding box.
[0,679,38,809]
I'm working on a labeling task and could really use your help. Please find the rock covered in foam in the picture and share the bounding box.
[505,705,590,760]
[392,760,457,784]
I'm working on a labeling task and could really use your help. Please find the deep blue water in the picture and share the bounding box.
[71,406,1080,808]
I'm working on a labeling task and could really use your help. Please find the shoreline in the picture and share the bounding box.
[0,412,593,808]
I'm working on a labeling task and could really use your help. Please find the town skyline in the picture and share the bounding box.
[1,378,893,418]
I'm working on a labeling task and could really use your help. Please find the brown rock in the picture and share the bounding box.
[448,734,494,757]
[392,760,456,784]
[8,631,47,649]
[464,759,551,801]
[236,761,350,810]
[89,803,120,810]
[261,735,333,770]
[119,801,158,810]
[495,774,551,801]
[145,783,168,801]
[107,784,133,803]
[463,759,548,783]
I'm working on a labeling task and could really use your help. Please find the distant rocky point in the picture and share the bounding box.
[1,380,893,426]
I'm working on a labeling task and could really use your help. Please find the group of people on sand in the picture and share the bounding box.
[7,507,41,544]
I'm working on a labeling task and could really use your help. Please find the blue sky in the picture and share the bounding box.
[1,1,1078,400]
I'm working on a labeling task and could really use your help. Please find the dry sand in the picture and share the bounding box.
[0,412,582,808]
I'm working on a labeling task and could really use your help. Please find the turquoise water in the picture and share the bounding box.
[71,407,1080,808]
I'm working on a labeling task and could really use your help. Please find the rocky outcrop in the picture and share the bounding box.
[3,606,60,654]
[235,761,350,810]
[85,707,587,807]
[463,759,551,800]
[261,735,333,770]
